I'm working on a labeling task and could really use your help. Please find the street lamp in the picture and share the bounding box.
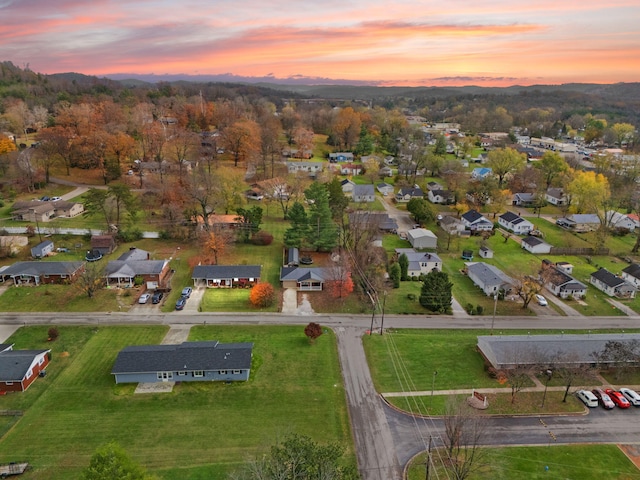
[430,370,438,408]
[541,369,553,408]
[490,293,498,335]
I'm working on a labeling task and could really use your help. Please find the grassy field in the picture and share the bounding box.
[407,445,640,480]
[0,324,352,479]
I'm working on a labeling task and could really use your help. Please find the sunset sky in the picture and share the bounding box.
[1,0,639,86]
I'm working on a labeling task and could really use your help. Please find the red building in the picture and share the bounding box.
[0,344,50,393]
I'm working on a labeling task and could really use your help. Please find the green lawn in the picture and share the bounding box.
[0,325,352,479]
[0,284,131,312]
[407,445,640,480]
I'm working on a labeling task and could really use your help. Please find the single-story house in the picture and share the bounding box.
[426,181,443,191]
[521,236,552,254]
[466,262,514,296]
[395,187,424,203]
[379,166,393,177]
[545,188,568,206]
[461,210,494,232]
[0,261,84,285]
[348,211,398,232]
[341,178,356,194]
[53,201,84,218]
[427,189,455,205]
[376,182,394,196]
[328,152,354,163]
[90,235,116,255]
[192,265,261,288]
[407,228,438,249]
[0,344,51,393]
[11,201,55,222]
[395,248,442,277]
[477,333,640,370]
[471,167,492,180]
[512,192,537,207]
[498,211,534,235]
[340,163,363,176]
[604,211,636,232]
[280,267,326,291]
[622,263,640,288]
[111,341,253,384]
[286,161,324,177]
[31,240,54,259]
[590,268,637,299]
[557,214,600,233]
[541,261,587,299]
[104,248,170,288]
[439,215,465,236]
[352,184,376,203]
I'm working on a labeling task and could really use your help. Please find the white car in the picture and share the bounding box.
[535,294,548,306]
[138,293,151,304]
[620,387,640,406]
[50,196,62,202]
[576,390,598,408]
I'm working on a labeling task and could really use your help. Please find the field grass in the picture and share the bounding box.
[0,284,131,312]
[407,445,640,480]
[0,325,352,479]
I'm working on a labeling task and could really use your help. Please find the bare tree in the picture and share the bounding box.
[442,397,487,480]
[76,262,106,299]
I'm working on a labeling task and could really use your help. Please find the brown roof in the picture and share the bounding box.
[91,235,116,248]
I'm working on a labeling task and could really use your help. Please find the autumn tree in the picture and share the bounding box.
[486,147,526,187]
[76,261,106,299]
[36,126,76,176]
[304,322,323,343]
[419,270,453,314]
[216,166,246,214]
[566,170,611,214]
[325,256,354,299]
[249,282,275,308]
[534,151,568,189]
[167,127,199,178]
[222,119,260,167]
[362,155,380,184]
[331,107,361,150]
[610,122,636,148]
[201,230,228,265]
[512,275,542,309]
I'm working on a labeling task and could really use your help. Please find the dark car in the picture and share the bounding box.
[591,388,615,409]
[175,296,187,310]
[605,388,631,408]
[151,291,164,304]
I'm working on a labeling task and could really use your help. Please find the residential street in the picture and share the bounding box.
[3,311,640,478]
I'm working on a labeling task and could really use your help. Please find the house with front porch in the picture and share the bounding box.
[545,188,568,206]
[192,265,261,288]
[395,186,424,203]
[0,261,84,285]
[395,248,442,277]
[280,267,326,291]
[622,263,640,288]
[590,268,637,299]
[542,261,587,299]
[104,248,170,288]
[111,341,253,384]
[427,189,455,205]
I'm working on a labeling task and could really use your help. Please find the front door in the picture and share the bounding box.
[159,371,173,382]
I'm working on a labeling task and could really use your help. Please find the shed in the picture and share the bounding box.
[479,246,493,259]
[407,228,438,249]
[31,240,54,259]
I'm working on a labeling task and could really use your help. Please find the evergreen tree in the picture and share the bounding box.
[398,253,409,281]
[420,270,453,314]
[389,262,401,288]
[305,181,339,252]
[326,177,350,222]
[283,201,309,248]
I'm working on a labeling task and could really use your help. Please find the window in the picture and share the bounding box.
[193,371,203,377]
[178,371,187,377]
[5,382,13,385]
[219,370,227,375]
[233,370,241,375]
[61,275,67,279]
[157,372,163,380]
[38,357,44,365]
[26,369,32,378]
[43,275,49,278]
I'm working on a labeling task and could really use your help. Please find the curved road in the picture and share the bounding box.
[2,312,640,479]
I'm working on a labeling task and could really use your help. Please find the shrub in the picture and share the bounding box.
[465,303,475,315]
[48,327,59,341]
[476,305,484,315]
[118,228,143,242]
[249,282,275,308]
[252,231,274,245]
[407,293,416,301]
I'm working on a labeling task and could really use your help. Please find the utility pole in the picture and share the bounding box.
[425,435,433,480]
[379,291,386,335]
[490,293,498,335]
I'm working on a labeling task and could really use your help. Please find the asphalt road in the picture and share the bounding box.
[3,311,640,479]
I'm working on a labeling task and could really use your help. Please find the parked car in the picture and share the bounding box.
[50,196,61,202]
[535,294,548,306]
[138,293,151,304]
[620,387,640,406]
[605,389,631,408]
[181,287,193,298]
[40,195,50,201]
[591,388,615,409]
[576,390,598,408]
[56,247,69,253]
[151,291,164,304]
[175,296,187,310]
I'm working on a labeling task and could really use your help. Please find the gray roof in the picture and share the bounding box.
[348,211,397,231]
[0,261,84,278]
[478,333,640,368]
[31,240,53,255]
[622,263,640,280]
[192,265,262,279]
[521,236,548,247]
[111,341,253,374]
[467,262,514,288]
[118,248,150,261]
[500,211,527,224]
[352,184,375,196]
[280,267,326,282]
[568,214,600,224]
[0,348,50,381]
[591,268,627,288]
[395,248,441,271]
[106,260,167,277]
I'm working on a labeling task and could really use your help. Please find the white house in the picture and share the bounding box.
[622,263,640,288]
[545,188,568,206]
[521,236,552,254]
[352,184,376,203]
[395,248,442,277]
[407,228,438,249]
[395,187,424,203]
[605,211,636,232]
[341,179,356,194]
[427,189,455,205]
[461,210,494,232]
[376,182,394,196]
[466,262,514,296]
[498,211,534,234]
[590,268,637,299]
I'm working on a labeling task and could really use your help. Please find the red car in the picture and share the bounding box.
[605,388,631,408]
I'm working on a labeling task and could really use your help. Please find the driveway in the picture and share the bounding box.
[379,196,414,233]
[174,287,205,314]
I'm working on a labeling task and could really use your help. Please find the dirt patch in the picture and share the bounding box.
[619,445,640,469]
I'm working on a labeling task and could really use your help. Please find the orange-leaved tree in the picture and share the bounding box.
[249,282,275,308]
[304,322,323,343]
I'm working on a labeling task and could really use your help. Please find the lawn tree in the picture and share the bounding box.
[200,230,229,265]
[82,441,155,480]
[398,253,409,281]
[326,176,350,224]
[186,164,220,231]
[424,150,445,177]
[565,170,611,249]
[389,262,401,288]
[258,113,283,178]
[167,127,199,178]
[419,270,453,314]
[304,181,339,252]
[442,397,486,480]
[534,151,568,189]
[512,275,542,309]
[325,255,354,299]
[433,133,447,156]
[611,122,636,148]
[76,261,106,299]
[304,322,323,343]
[362,155,380,184]
[216,166,247,214]
[222,119,261,167]
[283,201,310,248]
[229,433,358,480]
[235,206,263,242]
[486,147,526,187]
[108,183,138,229]
[331,106,361,150]
[249,282,275,308]
[406,198,435,225]
[554,352,596,402]
[84,188,114,230]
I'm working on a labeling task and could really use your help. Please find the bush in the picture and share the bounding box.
[118,228,143,242]
[48,327,59,341]
[465,303,475,315]
[249,282,275,308]
[252,231,274,245]
[476,305,484,315]
[407,293,416,301]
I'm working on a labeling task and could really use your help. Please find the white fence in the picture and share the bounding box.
[0,226,160,239]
